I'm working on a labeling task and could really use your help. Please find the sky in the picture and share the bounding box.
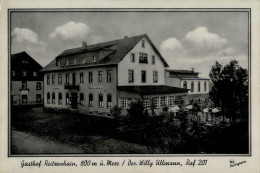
[11,11,249,78]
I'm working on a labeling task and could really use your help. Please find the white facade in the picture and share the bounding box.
[180,79,209,95]
[118,37,166,86]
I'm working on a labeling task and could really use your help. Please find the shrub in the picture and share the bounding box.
[127,100,148,126]
[110,105,123,119]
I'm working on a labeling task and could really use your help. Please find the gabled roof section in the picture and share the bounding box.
[41,34,169,72]
[11,51,43,70]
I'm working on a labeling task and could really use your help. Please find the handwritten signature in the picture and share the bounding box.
[230,159,246,168]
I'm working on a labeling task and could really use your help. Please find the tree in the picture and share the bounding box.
[209,60,248,124]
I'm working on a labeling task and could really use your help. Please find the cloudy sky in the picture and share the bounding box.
[11,11,249,78]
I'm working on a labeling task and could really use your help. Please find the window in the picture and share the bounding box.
[33,72,37,77]
[92,56,96,62]
[11,71,15,76]
[99,94,103,106]
[47,75,50,85]
[107,94,112,107]
[143,98,151,109]
[191,81,194,92]
[80,93,84,105]
[141,40,145,48]
[120,98,127,108]
[36,82,41,90]
[160,97,166,107]
[131,53,135,62]
[183,81,187,89]
[89,72,93,83]
[82,58,86,64]
[52,92,55,104]
[22,81,27,90]
[139,53,148,63]
[98,71,102,82]
[89,94,93,106]
[107,70,112,82]
[80,73,84,83]
[168,96,175,107]
[36,94,41,102]
[153,71,158,83]
[66,93,70,104]
[58,61,61,66]
[47,92,50,104]
[22,71,27,77]
[73,58,76,64]
[153,97,160,108]
[141,70,146,83]
[58,74,62,84]
[22,60,28,64]
[204,81,207,92]
[152,56,155,64]
[58,93,62,105]
[66,59,69,65]
[22,95,27,103]
[52,75,55,84]
[128,70,134,83]
[198,81,201,92]
[66,73,69,84]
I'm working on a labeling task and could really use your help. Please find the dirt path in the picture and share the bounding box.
[11,130,84,154]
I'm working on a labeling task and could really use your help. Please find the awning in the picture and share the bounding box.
[169,106,180,113]
[212,108,220,113]
[203,108,209,113]
[185,105,193,110]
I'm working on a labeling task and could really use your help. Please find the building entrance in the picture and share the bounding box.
[71,92,78,109]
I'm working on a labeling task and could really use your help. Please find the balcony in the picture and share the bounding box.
[64,83,80,90]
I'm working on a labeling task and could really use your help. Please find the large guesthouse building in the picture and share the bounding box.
[41,34,188,116]
[11,51,44,106]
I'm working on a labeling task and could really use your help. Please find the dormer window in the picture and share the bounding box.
[66,59,69,65]
[141,40,145,48]
[73,58,76,64]
[92,56,96,62]
[58,61,61,66]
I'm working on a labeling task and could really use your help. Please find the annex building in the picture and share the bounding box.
[11,51,44,106]
[165,69,210,103]
[41,34,189,116]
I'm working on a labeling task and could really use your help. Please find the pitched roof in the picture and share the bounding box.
[117,85,188,95]
[41,34,169,72]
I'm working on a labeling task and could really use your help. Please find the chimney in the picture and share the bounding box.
[124,36,128,38]
[82,41,87,49]
[191,68,194,73]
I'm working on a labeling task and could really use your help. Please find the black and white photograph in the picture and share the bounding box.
[8,9,251,156]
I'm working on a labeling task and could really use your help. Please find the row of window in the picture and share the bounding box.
[47,70,112,85]
[128,70,158,83]
[46,92,113,107]
[57,55,97,67]
[21,94,42,103]
[130,53,156,64]
[15,81,42,90]
[11,71,38,77]
[183,81,207,92]
[119,95,186,109]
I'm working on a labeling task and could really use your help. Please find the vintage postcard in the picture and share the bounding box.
[0,0,259,173]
